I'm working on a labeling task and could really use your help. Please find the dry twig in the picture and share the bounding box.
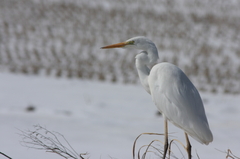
[18,125,88,159]
[225,149,240,159]
[0,152,12,159]
[132,132,199,159]
[132,133,163,159]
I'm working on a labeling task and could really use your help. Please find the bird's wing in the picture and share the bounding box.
[148,63,213,144]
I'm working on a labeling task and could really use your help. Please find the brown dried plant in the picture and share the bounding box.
[19,125,89,159]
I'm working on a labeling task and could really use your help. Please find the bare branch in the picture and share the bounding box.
[132,132,164,159]
[0,152,12,159]
[18,125,89,159]
[133,133,191,159]
[225,149,240,159]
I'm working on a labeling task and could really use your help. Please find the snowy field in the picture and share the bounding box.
[1,1,240,158]
[0,73,240,159]
[1,0,240,93]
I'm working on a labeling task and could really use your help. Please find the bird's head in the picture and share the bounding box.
[101,36,156,51]
[101,36,159,67]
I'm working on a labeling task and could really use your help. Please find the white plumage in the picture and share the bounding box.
[102,36,213,158]
[149,62,212,144]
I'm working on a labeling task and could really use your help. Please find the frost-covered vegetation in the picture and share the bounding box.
[0,0,240,93]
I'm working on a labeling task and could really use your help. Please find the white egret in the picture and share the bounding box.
[101,36,213,159]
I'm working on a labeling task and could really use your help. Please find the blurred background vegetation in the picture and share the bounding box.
[0,0,240,94]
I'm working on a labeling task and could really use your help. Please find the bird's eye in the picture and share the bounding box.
[128,41,134,45]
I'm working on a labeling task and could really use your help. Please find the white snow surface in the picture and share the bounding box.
[0,73,240,159]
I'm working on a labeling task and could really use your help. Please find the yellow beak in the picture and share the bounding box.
[101,42,127,49]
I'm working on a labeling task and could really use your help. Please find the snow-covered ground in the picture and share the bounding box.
[1,0,240,94]
[0,72,240,159]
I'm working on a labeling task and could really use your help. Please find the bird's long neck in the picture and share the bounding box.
[135,42,159,94]
[136,57,151,94]
[147,46,159,68]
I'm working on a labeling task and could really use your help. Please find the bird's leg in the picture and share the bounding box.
[163,117,168,159]
[185,132,192,159]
